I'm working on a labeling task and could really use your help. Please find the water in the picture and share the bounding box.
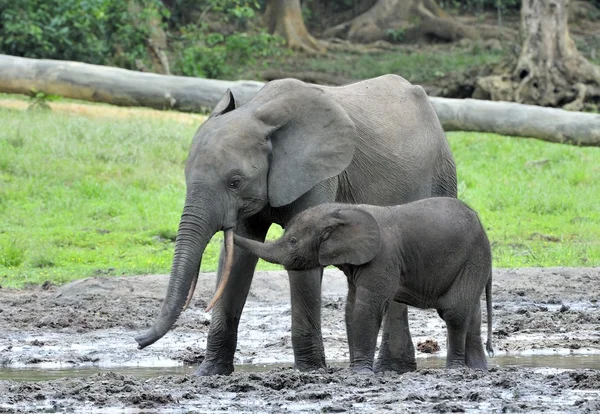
[1,354,600,382]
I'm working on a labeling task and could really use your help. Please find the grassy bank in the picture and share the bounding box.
[0,102,598,288]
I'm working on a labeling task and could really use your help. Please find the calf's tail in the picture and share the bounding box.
[485,271,494,357]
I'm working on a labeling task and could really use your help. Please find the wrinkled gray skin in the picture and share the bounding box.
[135,75,457,376]
[235,198,494,374]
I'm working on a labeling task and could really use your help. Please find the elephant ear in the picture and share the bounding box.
[255,85,358,207]
[318,208,381,266]
[210,89,236,118]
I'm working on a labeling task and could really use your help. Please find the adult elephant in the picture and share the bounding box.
[135,75,457,376]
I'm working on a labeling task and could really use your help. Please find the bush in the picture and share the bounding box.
[172,27,285,79]
[0,0,167,69]
[167,0,264,28]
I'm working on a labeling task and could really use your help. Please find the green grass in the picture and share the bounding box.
[242,45,504,85]
[0,104,598,288]
[450,132,600,268]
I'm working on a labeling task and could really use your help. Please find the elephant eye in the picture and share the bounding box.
[228,177,242,189]
[289,237,298,247]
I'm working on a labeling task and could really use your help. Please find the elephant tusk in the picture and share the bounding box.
[205,229,234,312]
[183,273,198,311]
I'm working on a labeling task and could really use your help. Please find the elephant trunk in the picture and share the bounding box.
[135,206,217,349]
[233,235,283,265]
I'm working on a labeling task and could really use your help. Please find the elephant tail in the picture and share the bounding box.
[485,270,494,357]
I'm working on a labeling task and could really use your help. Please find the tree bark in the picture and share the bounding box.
[264,0,326,53]
[1,54,598,146]
[475,0,600,110]
[323,0,476,43]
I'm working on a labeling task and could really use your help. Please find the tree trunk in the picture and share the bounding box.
[323,0,476,43]
[1,54,598,146]
[128,0,171,75]
[475,0,600,110]
[264,0,326,53]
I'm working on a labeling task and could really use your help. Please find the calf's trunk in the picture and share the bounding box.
[233,235,282,265]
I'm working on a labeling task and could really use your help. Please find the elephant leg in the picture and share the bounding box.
[349,286,387,374]
[440,303,470,369]
[445,323,468,369]
[285,179,338,372]
[345,283,356,367]
[288,267,326,371]
[196,220,269,376]
[375,301,417,373]
[465,302,488,369]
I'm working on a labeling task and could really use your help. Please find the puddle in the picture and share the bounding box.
[2,354,600,382]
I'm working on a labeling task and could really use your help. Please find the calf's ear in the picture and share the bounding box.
[318,208,381,266]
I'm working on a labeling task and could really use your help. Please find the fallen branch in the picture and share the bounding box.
[1,55,598,146]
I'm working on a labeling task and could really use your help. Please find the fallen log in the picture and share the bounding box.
[1,54,598,146]
[0,54,264,112]
[430,98,600,147]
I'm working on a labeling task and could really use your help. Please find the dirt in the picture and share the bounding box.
[1,267,599,412]
[0,98,206,124]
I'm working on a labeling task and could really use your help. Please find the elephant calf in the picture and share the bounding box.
[234,197,494,374]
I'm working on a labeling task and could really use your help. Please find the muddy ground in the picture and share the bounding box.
[0,267,599,412]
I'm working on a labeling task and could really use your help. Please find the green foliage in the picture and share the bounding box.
[0,101,598,288]
[386,28,406,43]
[210,0,261,28]
[173,27,285,79]
[166,0,286,79]
[0,0,167,69]
[27,89,62,111]
[167,0,263,27]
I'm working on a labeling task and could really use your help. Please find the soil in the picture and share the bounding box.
[0,99,206,124]
[1,267,599,412]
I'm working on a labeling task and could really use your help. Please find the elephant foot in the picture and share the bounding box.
[445,359,468,369]
[293,359,327,372]
[351,366,375,375]
[374,358,417,374]
[194,359,234,376]
[291,335,327,372]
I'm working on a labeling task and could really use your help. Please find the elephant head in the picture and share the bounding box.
[135,81,359,349]
[234,204,382,270]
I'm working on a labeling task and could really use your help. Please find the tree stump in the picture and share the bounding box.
[475,0,600,110]
[264,0,326,54]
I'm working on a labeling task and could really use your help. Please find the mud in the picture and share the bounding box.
[1,267,599,412]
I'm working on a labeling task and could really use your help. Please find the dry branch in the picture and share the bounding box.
[1,54,598,146]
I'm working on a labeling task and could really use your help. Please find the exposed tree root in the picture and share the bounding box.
[323,0,477,43]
